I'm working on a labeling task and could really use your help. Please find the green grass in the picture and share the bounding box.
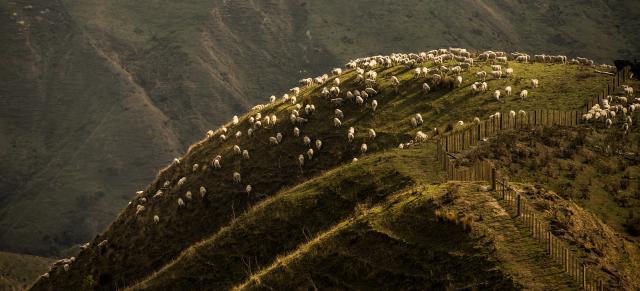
[30,57,623,291]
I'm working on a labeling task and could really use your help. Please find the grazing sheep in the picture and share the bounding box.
[303,136,311,146]
[163,181,170,188]
[518,110,527,117]
[333,118,342,127]
[331,98,344,106]
[494,90,501,101]
[192,164,199,172]
[298,154,305,166]
[505,86,512,96]
[473,117,481,124]
[411,117,418,128]
[491,70,502,79]
[207,130,214,138]
[391,76,400,86]
[335,109,344,119]
[475,71,487,80]
[457,121,464,126]
[315,139,323,150]
[269,136,279,145]
[520,90,528,99]
[245,185,252,194]
[153,190,163,199]
[213,158,221,169]
[365,87,378,95]
[333,78,341,86]
[356,96,364,105]
[233,172,241,184]
[455,76,463,87]
[422,83,431,94]
[270,95,276,103]
[368,128,377,139]
[352,158,358,163]
[415,113,424,125]
[371,100,378,111]
[293,127,300,137]
[136,205,145,215]
[606,118,612,128]
[360,143,368,154]
[276,132,283,143]
[233,145,241,155]
[185,191,193,200]
[415,131,428,142]
[505,68,513,77]
[531,79,539,88]
[177,198,185,207]
[242,150,250,160]
[270,114,277,125]
[247,128,253,137]
[139,197,147,204]
[332,68,343,76]
[346,91,355,100]
[509,110,516,118]
[200,186,207,198]
[232,115,239,125]
[235,131,242,139]
[177,177,187,187]
[153,215,160,224]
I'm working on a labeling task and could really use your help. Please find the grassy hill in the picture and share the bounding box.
[2,0,640,257]
[0,252,53,290]
[27,47,637,290]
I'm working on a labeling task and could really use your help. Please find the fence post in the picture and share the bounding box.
[491,168,496,190]
[516,194,521,217]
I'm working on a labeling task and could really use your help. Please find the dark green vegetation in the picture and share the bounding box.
[28,52,636,290]
[2,0,640,257]
[0,252,54,290]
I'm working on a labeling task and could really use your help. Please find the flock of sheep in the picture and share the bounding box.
[582,84,638,134]
[38,47,633,280]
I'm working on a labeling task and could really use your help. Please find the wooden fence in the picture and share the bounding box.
[585,66,632,114]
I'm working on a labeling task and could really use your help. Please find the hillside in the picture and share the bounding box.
[2,0,640,257]
[28,47,637,290]
[0,252,54,291]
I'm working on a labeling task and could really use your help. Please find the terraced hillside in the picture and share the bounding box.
[30,50,637,290]
[2,0,640,257]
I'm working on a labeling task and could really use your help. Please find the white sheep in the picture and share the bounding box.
[332,68,343,76]
[242,150,250,160]
[423,83,431,94]
[356,96,364,105]
[185,191,193,200]
[367,128,376,140]
[473,117,480,124]
[457,121,464,126]
[177,198,185,207]
[360,143,368,154]
[200,186,207,198]
[481,82,488,92]
[531,79,539,88]
[371,100,378,111]
[270,95,276,103]
[233,145,241,155]
[298,154,305,166]
[335,109,344,119]
[136,205,145,215]
[293,127,300,137]
[307,148,314,160]
[411,117,418,128]
[415,131,428,142]
[505,86,512,96]
[270,114,277,125]
[333,117,342,127]
[520,90,528,99]
[232,115,239,125]
[606,118,612,128]
[213,158,221,169]
[153,215,160,224]
[491,70,502,79]
[303,136,311,146]
[233,172,241,184]
[192,164,199,172]
[177,177,187,187]
[153,190,163,199]
[352,158,358,163]
[269,136,279,145]
[315,139,323,150]
[455,76,463,87]
[64,264,69,272]
[494,90,501,101]
[247,128,253,137]
[235,131,242,139]
[276,132,283,143]
[415,113,423,125]
[505,68,513,77]
[245,185,252,194]
[206,130,214,138]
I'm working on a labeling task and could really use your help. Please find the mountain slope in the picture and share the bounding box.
[0,252,53,291]
[2,0,640,257]
[28,48,627,290]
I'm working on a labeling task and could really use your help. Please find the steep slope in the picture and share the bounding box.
[2,0,640,257]
[29,51,621,290]
[0,252,53,290]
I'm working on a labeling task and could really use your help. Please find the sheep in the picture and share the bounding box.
[331,98,344,106]
[494,90,501,101]
[97,240,108,248]
[356,96,364,105]
[247,128,253,137]
[606,118,612,128]
[391,76,400,87]
[163,181,171,188]
[518,110,527,117]
[270,95,277,103]
[192,164,199,172]
[491,65,502,71]
[531,79,539,88]
[306,148,314,160]
[269,136,279,145]
[360,143,368,154]
[303,136,311,146]
[496,56,508,63]
[207,130,215,138]
[505,86,512,96]
[233,172,241,183]
[520,90,528,99]
[473,117,481,124]
[411,117,418,128]
[177,198,185,207]
[481,82,488,92]
[368,128,377,140]
[335,109,344,119]
[235,131,242,139]
[491,70,502,79]
[153,215,160,224]
[346,91,355,100]
[275,132,283,143]
[415,113,424,125]
[136,205,145,215]
[293,127,300,137]
[505,68,513,77]
[213,158,221,169]
[414,67,422,79]
[371,100,378,111]
[233,145,241,155]
[153,190,163,199]
[242,150,250,160]
[200,186,207,198]
[352,158,358,163]
[333,78,341,86]
[365,87,378,95]
[415,131,428,142]
[332,68,343,76]
[422,83,431,94]
[457,120,464,126]
[475,71,487,80]
[270,114,278,125]
[315,139,323,150]
[232,115,239,125]
[298,154,305,166]
[185,191,193,200]
[455,76,463,87]
[333,117,342,127]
